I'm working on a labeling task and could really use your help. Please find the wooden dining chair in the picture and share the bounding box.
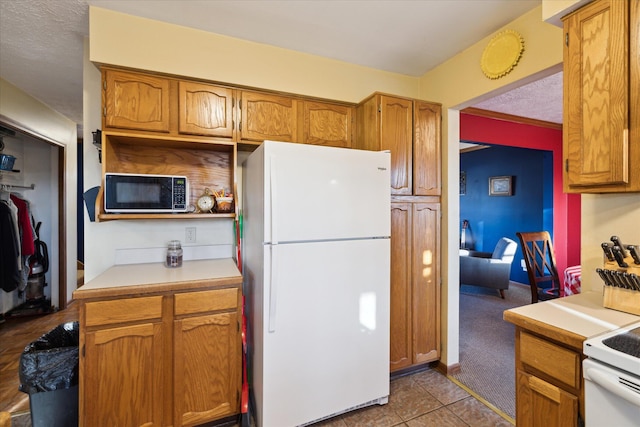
[516,231,562,303]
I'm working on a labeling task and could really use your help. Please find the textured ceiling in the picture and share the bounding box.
[473,72,563,123]
[0,0,562,129]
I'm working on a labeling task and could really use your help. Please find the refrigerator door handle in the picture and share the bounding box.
[268,244,278,332]
[270,154,279,245]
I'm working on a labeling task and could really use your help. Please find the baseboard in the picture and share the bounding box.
[435,360,461,376]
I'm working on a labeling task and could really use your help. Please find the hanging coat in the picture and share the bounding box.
[1,201,20,292]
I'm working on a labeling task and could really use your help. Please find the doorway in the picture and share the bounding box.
[0,121,67,316]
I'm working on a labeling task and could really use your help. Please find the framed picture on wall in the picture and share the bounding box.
[489,175,512,196]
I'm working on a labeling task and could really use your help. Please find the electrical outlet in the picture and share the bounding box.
[185,227,196,243]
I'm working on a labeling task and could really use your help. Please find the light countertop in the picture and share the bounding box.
[74,258,242,299]
[504,290,640,343]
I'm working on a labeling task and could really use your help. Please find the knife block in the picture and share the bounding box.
[602,258,640,316]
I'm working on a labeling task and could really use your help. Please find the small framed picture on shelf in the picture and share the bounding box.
[489,176,513,196]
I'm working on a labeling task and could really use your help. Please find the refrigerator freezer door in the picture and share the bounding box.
[263,141,390,243]
[258,238,390,427]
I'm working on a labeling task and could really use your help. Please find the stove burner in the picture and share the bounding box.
[603,326,640,358]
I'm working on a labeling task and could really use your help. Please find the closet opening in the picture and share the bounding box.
[0,121,67,318]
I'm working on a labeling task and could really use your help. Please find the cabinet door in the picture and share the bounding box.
[178,81,235,138]
[103,70,171,133]
[380,96,413,195]
[412,202,440,364]
[413,101,441,196]
[516,369,579,427]
[301,101,353,148]
[83,323,164,427]
[174,312,240,426]
[390,202,412,372]
[239,91,298,142]
[563,0,630,190]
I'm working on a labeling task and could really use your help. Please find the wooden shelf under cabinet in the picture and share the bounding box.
[94,186,235,222]
[97,130,237,221]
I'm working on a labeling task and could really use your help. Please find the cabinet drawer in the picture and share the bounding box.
[84,295,163,327]
[520,331,581,389]
[174,288,238,316]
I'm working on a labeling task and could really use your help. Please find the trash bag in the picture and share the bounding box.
[19,321,79,394]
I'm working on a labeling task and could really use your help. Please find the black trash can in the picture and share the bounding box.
[19,321,79,427]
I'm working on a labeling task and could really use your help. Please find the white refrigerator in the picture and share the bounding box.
[242,141,391,427]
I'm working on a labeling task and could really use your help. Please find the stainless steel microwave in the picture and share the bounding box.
[104,173,189,213]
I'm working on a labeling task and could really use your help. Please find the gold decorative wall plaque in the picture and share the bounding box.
[480,30,525,79]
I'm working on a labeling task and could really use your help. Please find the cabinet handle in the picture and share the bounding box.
[565,33,569,47]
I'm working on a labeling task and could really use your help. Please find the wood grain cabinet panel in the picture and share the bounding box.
[411,202,440,364]
[413,101,441,196]
[390,202,412,371]
[83,322,164,427]
[239,91,298,142]
[301,101,353,148]
[389,200,440,372]
[381,96,413,195]
[174,311,241,426]
[563,0,640,192]
[178,81,235,138]
[104,69,170,133]
[516,369,579,427]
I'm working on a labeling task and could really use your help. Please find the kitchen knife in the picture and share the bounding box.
[622,272,640,291]
[630,273,640,292]
[605,269,624,288]
[614,271,631,290]
[610,236,628,257]
[601,242,616,262]
[611,270,627,289]
[596,268,611,287]
[611,245,629,268]
[628,245,640,265]
[599,268,617,287]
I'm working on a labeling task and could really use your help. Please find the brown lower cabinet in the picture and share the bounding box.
[390,198,440,372]
[507,323,583,427]
[75,282,242,427]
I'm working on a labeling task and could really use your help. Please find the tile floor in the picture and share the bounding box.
[308,368,513,427]
[1,303,513,427]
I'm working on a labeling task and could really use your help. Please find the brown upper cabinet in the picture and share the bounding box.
[103,67,355,150]
[562,0,640,193]
[178,81,235,138]
[103,69,171,133]
[413,101,442,196]
[356,94,441,195]
[301,101,354,148]
[238,91,298,143]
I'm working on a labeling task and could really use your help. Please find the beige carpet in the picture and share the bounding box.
[453,282,531,420]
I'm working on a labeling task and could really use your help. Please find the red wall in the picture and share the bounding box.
[460,113,581,276]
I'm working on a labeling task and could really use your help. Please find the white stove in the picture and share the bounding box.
[582,320,640,427]
[583,320,640,376]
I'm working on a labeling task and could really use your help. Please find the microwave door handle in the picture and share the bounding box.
[586,367,640,407]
